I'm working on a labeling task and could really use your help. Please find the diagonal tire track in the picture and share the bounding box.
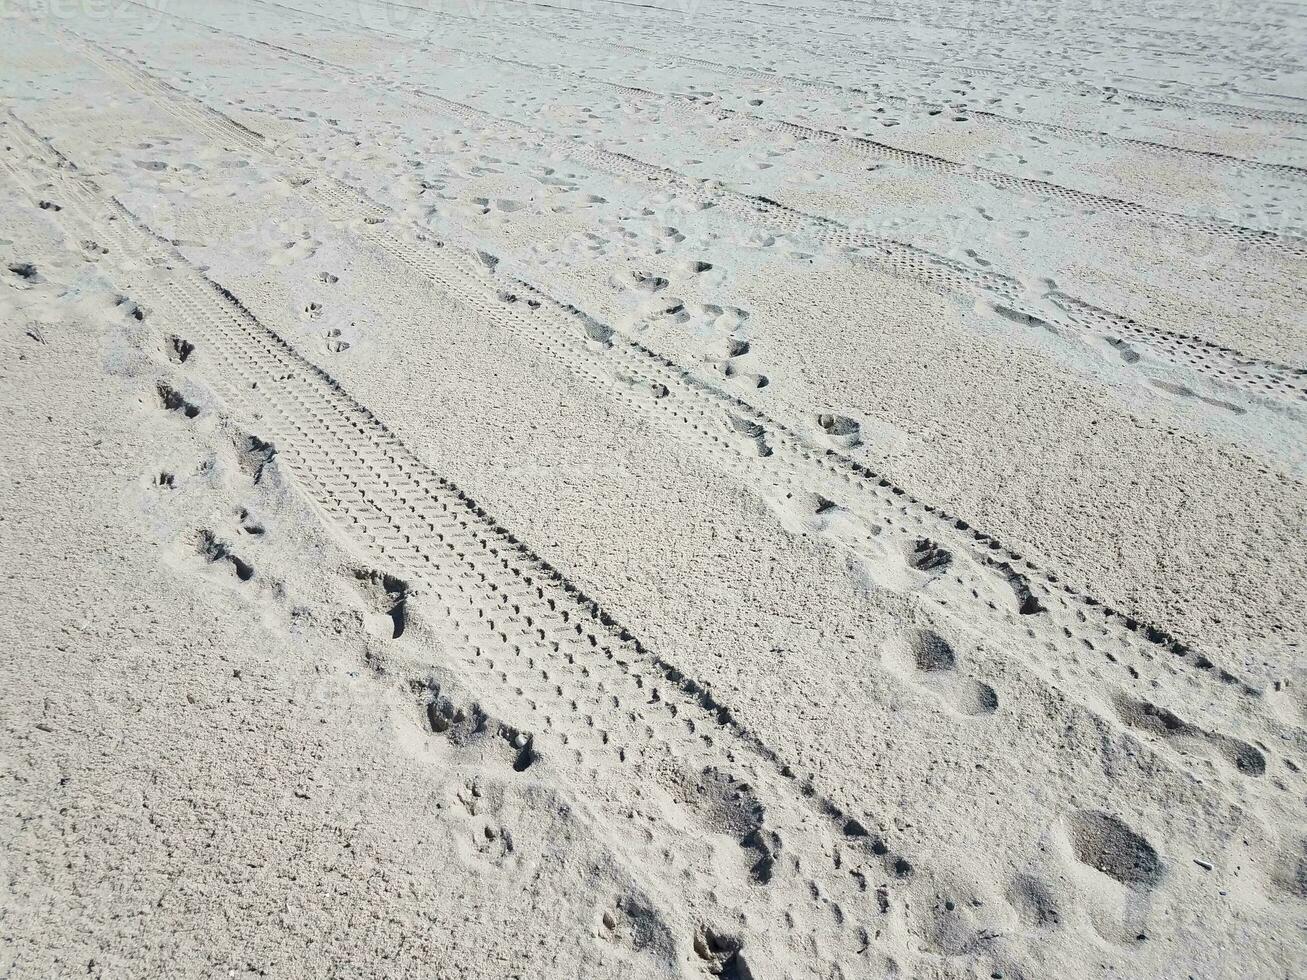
[32,29,1298,711]
[426,0,1307,124]
[1,116,950,976]
[335,0,1307,180]
[80,6,1307,401]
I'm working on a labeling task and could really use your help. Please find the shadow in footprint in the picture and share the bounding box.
[196,529,253,582]
[882,628,998,717]
[1065,810,1162,889]
[1113,692,1265,776]
[157,382,199,419]
[353,568,410,640]
[414,679,536,773]
[232,432,277,485]
[816,412,861,448]
[1006,873,1063,929]
[166,334,194,364]
[667,766,779,885]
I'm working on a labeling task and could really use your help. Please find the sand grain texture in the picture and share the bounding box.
[1,0,1304,977]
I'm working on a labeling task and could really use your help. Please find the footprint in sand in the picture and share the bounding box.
[714,360,768,389]
[194,529,254,583]
[269,232,320,267]
[657,766,779,886]
[324,328,350,354]
[1267,837,1307,901]
[352,568,411,640]
[155,382,200,419]
[1148,378,1247,416]
[231,432,277,486]
[417,679,536,774]
[881,628,998,717]
[165,334,194,364]
[816,413,861,449]
[1112,692,1266,776]
[1064,811,1162,889]
[702,333,751,376]
[1057,809,1165,946]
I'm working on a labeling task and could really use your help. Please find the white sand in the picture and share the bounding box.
[1,0,1304,976]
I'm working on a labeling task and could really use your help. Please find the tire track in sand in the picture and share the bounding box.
[338,0,1307,180]
[3,108,1055,977]
[91,6,1307,403]
[23,32,1303,738]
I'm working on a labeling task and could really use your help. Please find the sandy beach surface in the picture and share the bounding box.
[1,0,1304,976]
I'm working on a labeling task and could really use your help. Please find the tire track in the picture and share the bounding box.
[881,51,1307,126]
[2,114,951,975]
[10,112,1299,966]
[30,30,1299,726]
[487,52,1307,259]
[602,41,1307,181]
[90,6,1307,400]
[437,0,1307,125]
[837,0,1294,40]
[255,0,1307,254]
[277,0,1307,180]
[442,0,1306,78]
[11,10,1307,974]
[776,0,1285,69]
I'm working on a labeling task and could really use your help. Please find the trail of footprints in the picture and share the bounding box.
[588,38,1307,180]
[882,628,999,718]
[425,42,1307,257]
[62,14,1307,406]
[325,0,1307,181]
[2,51,1296,742]
[261,0,1307,257]
[17,114,1282,974]
[11,9,1307,967]
[1113,692,1267,777]
[2,136,943,975]
[7,50,1295,764]
[43,23,1304,523]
